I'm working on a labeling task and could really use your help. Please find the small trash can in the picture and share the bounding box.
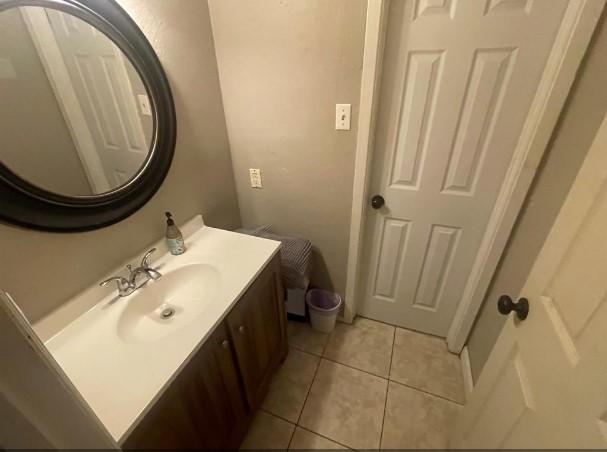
[306,289,342,333]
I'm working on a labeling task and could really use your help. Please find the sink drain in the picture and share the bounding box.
[160,306,175,319]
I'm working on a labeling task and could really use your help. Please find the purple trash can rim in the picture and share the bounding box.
[305,288,342,313]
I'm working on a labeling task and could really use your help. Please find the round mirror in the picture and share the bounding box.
[0,6,153,196]
[0,0,176,231]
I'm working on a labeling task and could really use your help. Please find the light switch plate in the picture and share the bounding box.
[335,103,351,130]
[138,94,152,116]
[249,168,263,188]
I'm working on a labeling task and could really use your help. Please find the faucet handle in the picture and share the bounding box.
[141,248,157,268]
[100,276,130,290]
[126,264,134,279]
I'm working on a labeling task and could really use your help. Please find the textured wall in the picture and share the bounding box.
[208,0,367,296]
[0,0,240,322]
[467,14,607,381]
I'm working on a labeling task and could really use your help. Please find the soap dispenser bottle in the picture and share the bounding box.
[165,212,186,255]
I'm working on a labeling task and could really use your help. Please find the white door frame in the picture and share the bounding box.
[21,7,111,193]
[344,0,605,353]
[343,0,389,323]
[1,291,117,448]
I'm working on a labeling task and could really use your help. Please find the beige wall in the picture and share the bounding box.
[0,0,240,323]
[467,14,607,382]
[0,8,91,196]
[208,0,367,296]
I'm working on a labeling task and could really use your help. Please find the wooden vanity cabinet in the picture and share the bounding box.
[122,254,287,450]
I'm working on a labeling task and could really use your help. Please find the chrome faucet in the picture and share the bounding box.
[100,248,162,297]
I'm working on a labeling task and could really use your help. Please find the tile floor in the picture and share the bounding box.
[241,317,464,450]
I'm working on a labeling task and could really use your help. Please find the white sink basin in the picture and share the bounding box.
[117,263,220,344]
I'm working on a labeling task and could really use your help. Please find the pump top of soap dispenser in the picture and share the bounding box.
[165,211,175,226]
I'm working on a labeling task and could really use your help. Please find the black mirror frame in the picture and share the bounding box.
[0,0,176,232]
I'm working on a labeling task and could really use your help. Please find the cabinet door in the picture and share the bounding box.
[122,325,248,449]
[202,323,250,449]
[227,256,287,409]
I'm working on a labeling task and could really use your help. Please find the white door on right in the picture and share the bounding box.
[359,0,571,336]
[450,114,607,448]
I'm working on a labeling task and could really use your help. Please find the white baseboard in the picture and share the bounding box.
[460,346,474,400]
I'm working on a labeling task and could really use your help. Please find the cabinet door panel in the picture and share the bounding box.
[208,323,250,447]
[260,275,282,360]
[186,345,228,449]
[227,292,261,408]
[227,256,286,409]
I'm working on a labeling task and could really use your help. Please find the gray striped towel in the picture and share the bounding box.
[236,225,313,290]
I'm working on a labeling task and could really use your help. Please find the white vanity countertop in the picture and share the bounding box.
[38,221,280,443]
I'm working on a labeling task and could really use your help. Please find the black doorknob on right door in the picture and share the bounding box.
[497,295,529,320]
[371,195,385,209]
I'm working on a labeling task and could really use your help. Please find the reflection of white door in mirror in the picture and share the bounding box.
[21,7,151,195]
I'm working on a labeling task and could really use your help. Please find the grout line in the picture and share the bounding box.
[289,342,323,357]
[389,379,465,406]
[295,424,356,450]
[260,402,354,450]
[257,409,298,450]
[287,323,330,358]
[357,314,451,343]
[294,351,322,426]
[286,323,357,450]
[261,341,324,449]
[286,422,297,450]
[320,355,389,381]
[259,408,295,425]
[291,324,355,447]
[288,345,322,360]
[379,327,397,448]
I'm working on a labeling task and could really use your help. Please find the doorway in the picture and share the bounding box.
[347,0,603,348]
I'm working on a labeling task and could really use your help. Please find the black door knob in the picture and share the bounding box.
[497,295,529,320]
[371,195,385,209]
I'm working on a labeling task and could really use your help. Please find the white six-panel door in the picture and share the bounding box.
[450,114,607,449]
[359,0,569,336]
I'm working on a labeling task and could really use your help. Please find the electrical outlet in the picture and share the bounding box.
[335,103,351,130]
[249,168,263,188]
